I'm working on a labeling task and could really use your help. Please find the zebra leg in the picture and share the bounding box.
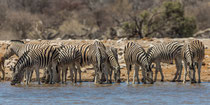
[159,66,164,82]
[48,66,53,84]
[70,67,73,83]
[52,64,60,83]
[94,67,98,84]
[29,70,33,82]
[134,65,140,84]
[76,64,82,82]
[183,61,187,83]
[126,63,131,84]
[61,65,67,83]
[45,70,50,84]
[103,64,109,84]
[64,67,68,83]
[172,59,181,82]
[156,62,164,82]
[154,62,159,82]
[177,62,183,81]
[141,67,146,84]
[41,69,47,83]
[61,66,64,83]
[109,69,112,83]
[197,61,202,83]
[64,67,67,83]
[24,70,27,82]
[35,67,40,85]
[25,69,30,85]
[71,66,77,83]
[188,69,194,83]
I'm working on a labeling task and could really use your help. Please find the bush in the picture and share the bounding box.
[122,1,197,38]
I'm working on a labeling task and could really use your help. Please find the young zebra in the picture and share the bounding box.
[57,44,82,83]
[106,46,121,83]
[147,41,183,82]
[124,42,153,84]
[181,40,205,83]
[10,45,60,85]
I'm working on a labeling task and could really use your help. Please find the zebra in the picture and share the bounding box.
[10,45,60,85]
[5,40,49,83]
[124,42,153,84]
[181,40,205,83]
[106,46,121,83]
[57,44,82,83]
[77,40,109,84]
[147,41,183,82]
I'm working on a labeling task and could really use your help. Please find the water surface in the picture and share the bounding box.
[0,82,209,105]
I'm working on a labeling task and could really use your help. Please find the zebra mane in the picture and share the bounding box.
[10,40,24,44]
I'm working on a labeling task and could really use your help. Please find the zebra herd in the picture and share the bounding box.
[2,39,205,85]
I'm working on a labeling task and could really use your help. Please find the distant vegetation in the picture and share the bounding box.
[0,0,209,40]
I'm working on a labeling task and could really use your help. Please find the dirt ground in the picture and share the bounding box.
[0,38,210,83]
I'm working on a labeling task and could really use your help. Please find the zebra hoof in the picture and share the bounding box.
[176,80,182,82]
[171,80,176,82]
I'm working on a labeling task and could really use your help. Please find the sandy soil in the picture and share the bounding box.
[0,38,210,83]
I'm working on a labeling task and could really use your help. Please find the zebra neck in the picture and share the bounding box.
[12,43,24,57]
[16,53,32,71]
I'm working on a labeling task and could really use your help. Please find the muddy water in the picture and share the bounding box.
[0,82,209,105]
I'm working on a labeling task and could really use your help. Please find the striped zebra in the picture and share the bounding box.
[147,41,183,82]
[77,40,109,84]
[10,45,60,85]
[181,40,205,83]
[5,40,48,83]
[106,46,121,83]
[124,42,153,84]
[57,44,82,83]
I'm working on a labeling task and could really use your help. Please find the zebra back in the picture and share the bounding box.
[147,41,183,64]
[57,45,81,65]
[77,43,92,66]
[182,40,205,64]
[6,40,48,59]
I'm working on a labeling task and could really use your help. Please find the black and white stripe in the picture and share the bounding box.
[77,40,108,84]
[147,41,183,82]
[124,42,153,84]
[10,45,60,85]
[181,40,205,83]
[57,45,82,83]
[5,40,48,83]
[106,46,120,83]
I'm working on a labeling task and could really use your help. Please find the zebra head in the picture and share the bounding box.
[144,64,154,84]
[185,44,196,82]
[5,41,24,59]
[10,66,23,85]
